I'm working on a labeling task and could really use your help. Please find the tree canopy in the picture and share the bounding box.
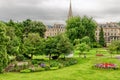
[66,16,97,43]
[99,27,106,47]
[0,22,9,73]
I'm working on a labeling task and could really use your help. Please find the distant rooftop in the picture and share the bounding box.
[98,22,120,28]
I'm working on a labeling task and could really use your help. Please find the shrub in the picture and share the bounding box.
[34,67,45,72]
[50,61,59,67]
[34,64,38,67]
[58,63,64,68]
[92,42,101,48]
[31,60,38,64]
[60,58,77,67]
[20,69,31,73]
[40,63,46,68]
[16,55,25,61]
[44,66,50,70]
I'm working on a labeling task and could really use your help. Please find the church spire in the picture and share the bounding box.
[68,0,73,19]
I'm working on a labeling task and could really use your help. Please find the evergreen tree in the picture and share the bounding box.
[99,27,105,47]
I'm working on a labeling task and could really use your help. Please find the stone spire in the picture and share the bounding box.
[68,0,73,19]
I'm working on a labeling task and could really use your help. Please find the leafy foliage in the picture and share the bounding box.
[0,22,9,73]
[66,16,97,43]
[44,34,73,59]
[99,27,106,47]
[23,19,46,37]
[108,40,120,55]
[23,33,43,59]
[75,43,90,58]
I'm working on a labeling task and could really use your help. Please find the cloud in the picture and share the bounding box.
[0,0,120,24]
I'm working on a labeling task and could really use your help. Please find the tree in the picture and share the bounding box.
[6,19,23,38]
[80,36,90,45]
[108,40,120,57]
[75,43,90,58]
[73,39,80,46]
[56,34,73,59]
[44,37,58,60]
[44,34,73,60]
[66,16,97,43]
[23,19,46,37]
[99,27,106,47]
[5,26,20,56]
[0,22,9,73]
[23,33,42,59]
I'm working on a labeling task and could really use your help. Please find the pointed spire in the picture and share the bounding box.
[68,0,73,19]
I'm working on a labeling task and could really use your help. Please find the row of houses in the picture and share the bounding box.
[45,1,120,43]
[45,22,120,43]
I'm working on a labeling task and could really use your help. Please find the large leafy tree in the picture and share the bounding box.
[56,34,73,59]
[44,34,73,59]
[44,37,58,60]
[0,22,9,73]
[6,26,20,56]
[23,19,46,37]
[99,27,106,47]
[66,16,97,43]
[23,33,42,59]
[6,19,23,39]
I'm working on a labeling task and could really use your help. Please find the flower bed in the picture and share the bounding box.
[94,63,118,69]
[96,54,104,56]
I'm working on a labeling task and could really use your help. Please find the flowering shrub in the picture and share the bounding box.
[40,63,46,68]
[94,63,118,69]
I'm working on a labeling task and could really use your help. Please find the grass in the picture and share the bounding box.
[0,48,120,80]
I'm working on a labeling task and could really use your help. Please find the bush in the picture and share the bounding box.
[20,69,31,73]
[44,66,50,70]
[59,58,77,67]
[68,59,77,65]
[92,42,101,48]
[34,67,45,72]
[31,60,38,64]
[50,61,59,67]
[40,63,46,68]
[34,64,38,67]
[58,63,64,68]
[16,55,25,61]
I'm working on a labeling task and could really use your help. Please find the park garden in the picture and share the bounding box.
[0,16,120,80]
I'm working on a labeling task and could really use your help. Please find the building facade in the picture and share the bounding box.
[45,24,65,38]
[45,0,72,38]
[95,22,120,43]
[45,1,120,44]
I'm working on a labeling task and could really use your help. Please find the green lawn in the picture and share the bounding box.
[0,48,120,80]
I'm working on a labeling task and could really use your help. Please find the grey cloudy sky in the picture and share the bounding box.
[0,0,120,25]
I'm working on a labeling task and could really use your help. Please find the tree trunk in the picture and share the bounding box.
[84,53,86,58]
[31,54,33,60]
[48,54,51,65]
[64,54,66,60]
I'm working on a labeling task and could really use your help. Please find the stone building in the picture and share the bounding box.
[45,0,120,44]
[95,22,120,43]
[45,24,65,38]
[45,0,73,38]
